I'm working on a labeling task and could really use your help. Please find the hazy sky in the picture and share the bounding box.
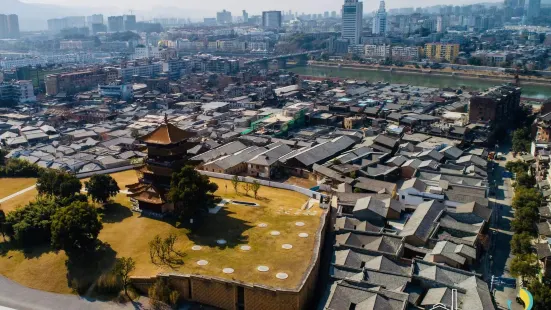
[22,0,503,14]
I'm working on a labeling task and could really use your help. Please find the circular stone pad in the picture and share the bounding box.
[216,239,227,245]
[257,265,270,272]
[276,272,289,279]
[270,231,281,236]
[282,244,293,249]
[197,260,208,266]
[295,222,305,227]
[191,245,202,251]
[298,233,309,238]
[240,245,251,251]
[258,223,268,228]
[223,268,234,274]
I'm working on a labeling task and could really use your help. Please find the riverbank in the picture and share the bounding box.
[290,65,551,100]
[308,61,551,87]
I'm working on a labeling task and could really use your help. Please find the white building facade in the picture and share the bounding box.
[372,1,388,35]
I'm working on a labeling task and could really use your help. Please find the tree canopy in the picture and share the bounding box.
[5,197,59,246]
[85,174,120,204]
[529,281,551,310]
[512,128,531,153]
[37,170,82,198]
[510,232,533,255]
[168,166,218,221]
[510,254,539,281]
[51,201,103,254]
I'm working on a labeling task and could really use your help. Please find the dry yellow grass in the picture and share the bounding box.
[0,188,38,213]
[0,177,325,293]
[81,169,139,189]
[0,178,36,199]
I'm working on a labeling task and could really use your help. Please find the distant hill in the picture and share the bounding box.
[0,0,214,31]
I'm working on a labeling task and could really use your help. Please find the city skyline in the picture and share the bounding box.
[18,0,506,14]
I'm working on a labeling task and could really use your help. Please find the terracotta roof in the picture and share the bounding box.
[140,122,196,145]
[128,184,166,205]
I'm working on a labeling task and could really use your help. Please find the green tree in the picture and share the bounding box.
[510,232,533,255]
[5,197,59,246]
[512,128,531,153]
[251,181,261,199]
[37,169,81,198]
[511,207,538,234]
[168,166,218,221]
[231,175,240,194]
[516,172,536,188]
[113,257,136,296]
[528,281,551,310]
[85,174,120,204]
[510,254,539,282]
[0,209,5,241]
[513,187,542,209]
[51,201,103,254]
[506,161,530,174]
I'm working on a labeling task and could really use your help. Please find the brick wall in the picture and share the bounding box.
[191,278,237,309]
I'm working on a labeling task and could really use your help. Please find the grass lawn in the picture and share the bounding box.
[0,178,324,293]
[81,170,139,189]
[0,178,36,200]
[0,188,38,213]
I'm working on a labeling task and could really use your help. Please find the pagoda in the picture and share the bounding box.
[127,116,198,213]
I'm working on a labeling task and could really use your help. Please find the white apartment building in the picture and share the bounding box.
[16,80,36,103]
[391,46,420,61]
[133,46,161,59]
[342,0,363,45]
[117,62,163,81]
[365,44,391,59]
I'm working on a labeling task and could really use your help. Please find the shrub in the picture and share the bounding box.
[95,272,123,295]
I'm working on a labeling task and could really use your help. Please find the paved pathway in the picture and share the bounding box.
[0,185,36,204]
[490,150,523,310]
[0,275,149,310]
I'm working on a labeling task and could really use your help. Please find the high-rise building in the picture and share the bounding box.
[262,11,282,29]
[217,10,232,24]
[47,16,85,34]
[0,15,8,39]
[526,0,541,21]
[372,1,388,35]
[108,16,124,32]
[342,0,363,45]
[87,14,104,27]
[124,15,137,31]
[242,10,249,23]
[331,11,337,18]
[6,15,19,38]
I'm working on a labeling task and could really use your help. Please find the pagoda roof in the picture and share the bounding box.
[128,183,166,205]
[140,122,196,145]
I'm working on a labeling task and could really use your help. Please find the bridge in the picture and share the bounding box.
[243,50,323,69]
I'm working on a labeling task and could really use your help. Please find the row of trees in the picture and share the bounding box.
[230,175,261,198]
[506,161,551,309]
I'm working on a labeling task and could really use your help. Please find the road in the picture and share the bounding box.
[489,150,523,310]
[0,275,149,310]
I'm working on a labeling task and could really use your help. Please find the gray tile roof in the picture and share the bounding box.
[399,200,445,243]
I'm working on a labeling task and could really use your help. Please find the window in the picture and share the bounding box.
[360,261,365,268]
[349,303,357,310]
[401,195,405,200]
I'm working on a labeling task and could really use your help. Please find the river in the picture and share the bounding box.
[291,66,551,100]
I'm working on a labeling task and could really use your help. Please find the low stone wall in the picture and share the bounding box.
[75,165,136,179]
[197,170,325,200]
